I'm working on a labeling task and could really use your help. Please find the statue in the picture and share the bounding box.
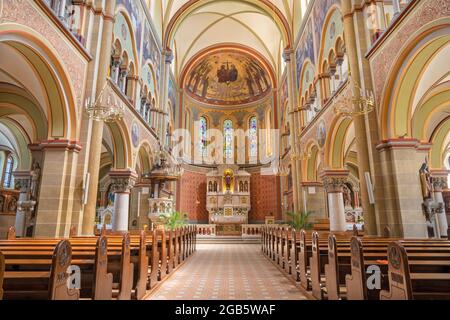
[224,171,233,191]
[30,161,41,200]
[419,159,432,200]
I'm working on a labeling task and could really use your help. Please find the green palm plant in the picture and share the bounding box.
[159,211,188,230]
[285,211,314,230]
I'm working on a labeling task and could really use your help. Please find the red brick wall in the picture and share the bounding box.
[249,172,282,222]
[177,170,208,222]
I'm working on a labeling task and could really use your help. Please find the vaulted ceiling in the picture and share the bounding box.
[152,0,303,82]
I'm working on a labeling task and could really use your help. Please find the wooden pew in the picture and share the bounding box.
[2,240,80,300]
[380,242,450,300]
[1,233,134,300]
[0,252,4,300]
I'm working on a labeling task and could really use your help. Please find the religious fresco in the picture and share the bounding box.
[296,19,315,87]
[185,51,272,106]
[168,75,177,116]
[312,0,341,59]
[116,0,143,56]
[143,22,161,87]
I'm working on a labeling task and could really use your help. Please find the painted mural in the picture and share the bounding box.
[296,19,315,88]
[116,0,143,56]
[185,51,271,106]
[168,75,177,116]
[143,22,161,87]
[312,0,341,58]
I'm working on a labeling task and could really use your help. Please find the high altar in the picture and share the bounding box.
[206,165,251,235]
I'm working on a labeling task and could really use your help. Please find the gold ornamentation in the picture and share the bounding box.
[333,72,375,117]
[85,79,125,122]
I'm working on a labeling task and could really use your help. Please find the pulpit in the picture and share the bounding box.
[206,165,251,236]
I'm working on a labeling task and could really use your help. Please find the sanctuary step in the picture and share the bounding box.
[196,236,261,244]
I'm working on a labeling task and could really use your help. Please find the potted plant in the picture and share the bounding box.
[159,211,188,230]
[285,211,314,230]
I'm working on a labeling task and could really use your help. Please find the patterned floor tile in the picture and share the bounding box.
[147,244,309,300]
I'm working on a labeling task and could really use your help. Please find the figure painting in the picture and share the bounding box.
[186,51,271,106]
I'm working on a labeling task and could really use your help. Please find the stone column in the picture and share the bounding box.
[109,171,137,232]
[321,170,349,232]
[160,50,174,144]
[431,171,449,238]
[376,139,429,238]
[33,140,81,238]
[12,171,33,237]
[341,0,378,235]
[283,48,301,213]
[82,0,116,235]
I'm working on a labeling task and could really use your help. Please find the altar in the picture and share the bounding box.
[206,165,251,236]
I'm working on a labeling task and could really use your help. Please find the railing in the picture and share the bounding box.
[196,224,216,236]
[242,224,263,237]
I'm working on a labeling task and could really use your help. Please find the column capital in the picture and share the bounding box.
[282,48,294,63]
[164,49,174,64]
[375,138,432,152]
[109,170,138,193]
[431,170,449,192]
[13,171,32,192]
[320,170,350,193]
[28,140,83,152]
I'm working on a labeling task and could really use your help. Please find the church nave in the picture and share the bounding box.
[148,244,308,301]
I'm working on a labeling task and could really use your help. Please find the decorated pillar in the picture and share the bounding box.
[283,48,300,213]
[82,0,117,235]
[109,170,137,232]
[431,170,449,238]
[12,171,34,237]
[322,170,349,232]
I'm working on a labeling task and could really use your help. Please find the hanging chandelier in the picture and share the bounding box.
[85,78,125,123]
[333,71,375,117]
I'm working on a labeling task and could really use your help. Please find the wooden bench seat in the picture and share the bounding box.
[2,240,80,300]
[380,242,450,300]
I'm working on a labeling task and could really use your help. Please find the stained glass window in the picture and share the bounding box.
[3,155,14,189]
[224,119,233,159]
[199,116,207,156]
[249,116,258,158]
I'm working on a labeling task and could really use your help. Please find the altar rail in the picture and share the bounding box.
[197,224,216,236]
[242,225,263,236]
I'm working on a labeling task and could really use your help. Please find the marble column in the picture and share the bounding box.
[322,170,349,232]
[109,171,137,232]
[12,171,33,237]
[82,0,116,235]
[431,171,449,238]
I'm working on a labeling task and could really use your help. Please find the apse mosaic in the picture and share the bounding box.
[185,51,272,106]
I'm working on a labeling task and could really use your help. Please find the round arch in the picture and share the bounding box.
[429,118,450,170]
[379,19,450,140]
[105,120,133,170]
[0,24,78,140]
[325,116,353,169]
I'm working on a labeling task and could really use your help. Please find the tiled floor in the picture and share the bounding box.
[147,244,309,300]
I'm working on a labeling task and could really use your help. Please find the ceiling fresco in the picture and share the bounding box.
[184,51,272,106]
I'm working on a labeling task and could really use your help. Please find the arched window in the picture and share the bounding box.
[3,155,14,189]
[224,120,234,159]
[199,116,207,156]
[249,116,258,158]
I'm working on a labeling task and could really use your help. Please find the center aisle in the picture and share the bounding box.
[147,243,310,300]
